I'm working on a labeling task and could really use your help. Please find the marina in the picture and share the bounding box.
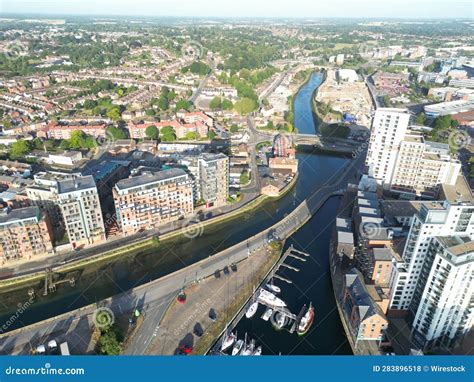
[210,245,314,355]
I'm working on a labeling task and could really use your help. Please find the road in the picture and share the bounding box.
[0,148,366,355]
[244,115,262,194]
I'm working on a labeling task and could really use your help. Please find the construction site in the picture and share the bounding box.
[315,69,373,128]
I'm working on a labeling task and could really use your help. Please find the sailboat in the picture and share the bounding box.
[232,339,244,356]
[221,331,237,352]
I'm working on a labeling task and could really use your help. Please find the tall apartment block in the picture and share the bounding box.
[57,176,106,249]
[0,206,54,262]
[366,108,411,186]
[410,236,473,349]
[390,135,460,199]
[366,108,461,198]
[389,200,473,310]
[197,153,229,208]
[113,168,194,236]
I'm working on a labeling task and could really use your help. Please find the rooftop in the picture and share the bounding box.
[58,175,97,194]
[437,236,474,257]
[0,206,41,226]
[115,168,188,191]
[372,247,393,261]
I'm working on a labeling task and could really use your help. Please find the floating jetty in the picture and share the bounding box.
[209,245,311,354]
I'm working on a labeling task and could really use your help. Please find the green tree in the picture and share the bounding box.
[106,107,121,121]
[221,99,233,110]
[185,131,198,140]
[160,126,176,142]
[210,96,222,110]
[10,140,32,159]
[98,326,123,356]
[230,124,240,133]
[145,125,159,140]
[207,130,217,140]
[175,99,192,112]
[69,130,87,149]
[234,98,257,115]
[415,113,426,126]
[107,126,127,140]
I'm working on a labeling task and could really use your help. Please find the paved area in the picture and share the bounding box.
[146,246,275,355]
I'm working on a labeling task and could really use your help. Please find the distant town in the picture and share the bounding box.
[0,16,472,358]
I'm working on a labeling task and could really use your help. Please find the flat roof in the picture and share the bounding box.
[437,236,474,257]
[58,175,96,194]
[380,200,423,219]
[0,206,41,225]
[372,247,393,261]
[115,168,188,191]
[439,176,473,204]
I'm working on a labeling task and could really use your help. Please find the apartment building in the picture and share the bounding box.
[390,135,461,198]
[409,236,473,349]
[57,176,106,248]
[113,168,194,236]
[366,108,411,187]
[197,153,229,208]
[389,200,474,312]
[0,206,54,262]
[342,269,388,342]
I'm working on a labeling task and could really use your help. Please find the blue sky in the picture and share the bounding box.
[1,0,472,19]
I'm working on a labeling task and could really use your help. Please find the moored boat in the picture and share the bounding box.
[221,331,236,352]
[261,308,273,321]
[245,302,259,318]
[265,283,281,294]
[231,339,244,356]
[297,302,314,336]
[257,289,286,308]
[253,346,262,356]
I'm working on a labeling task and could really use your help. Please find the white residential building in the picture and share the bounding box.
[57,176,106,248]
[390,135,461,198]
[365,108,411,187]
[185,153,229,208]
[389,200,474,313]
[410,236,473,349]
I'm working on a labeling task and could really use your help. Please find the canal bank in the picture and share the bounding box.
[0,71,352,356]
[0,174,299,291]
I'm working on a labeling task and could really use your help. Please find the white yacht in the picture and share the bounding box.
[245,302,259,318]
[261,308,273,321]
[220,332,236,352]
[257,289,286,308]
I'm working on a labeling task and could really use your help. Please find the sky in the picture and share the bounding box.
[0,0,473,19]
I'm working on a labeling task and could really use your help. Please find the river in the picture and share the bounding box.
[231,72,351,355]
[0,72,351,354]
